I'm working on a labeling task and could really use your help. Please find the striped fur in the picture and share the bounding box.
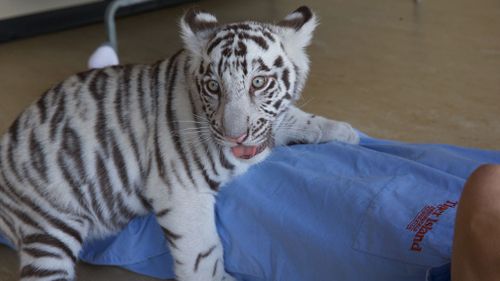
[0,6,358,281]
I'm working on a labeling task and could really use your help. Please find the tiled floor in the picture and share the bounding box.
[0,0,499,280]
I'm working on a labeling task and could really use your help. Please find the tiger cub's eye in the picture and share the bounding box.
[251,76,267,90]
[206,80,220,93]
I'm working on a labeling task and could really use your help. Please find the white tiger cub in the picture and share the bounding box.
[0,6,358,281]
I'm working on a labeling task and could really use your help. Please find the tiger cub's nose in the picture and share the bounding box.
[224,133,247,144]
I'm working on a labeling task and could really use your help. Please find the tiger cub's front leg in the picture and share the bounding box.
[153,190,234,281]
[274,106,359,146]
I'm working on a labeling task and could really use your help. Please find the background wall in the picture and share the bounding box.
[0,0,101,20]
[0,0,498,150]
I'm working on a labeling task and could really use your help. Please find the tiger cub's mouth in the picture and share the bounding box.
[230,144,267,159]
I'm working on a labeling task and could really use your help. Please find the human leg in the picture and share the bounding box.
[451,164,500,281]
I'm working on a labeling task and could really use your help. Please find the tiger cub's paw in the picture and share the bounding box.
[317,118,360,145]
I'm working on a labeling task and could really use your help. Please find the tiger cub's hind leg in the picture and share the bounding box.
[18,222,87,281]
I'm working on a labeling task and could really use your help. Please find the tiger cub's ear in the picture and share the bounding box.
[275,6,318,98]
[180,8,219,56]
[276,6,317,50]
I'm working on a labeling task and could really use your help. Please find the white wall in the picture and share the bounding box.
[0,0,102,20]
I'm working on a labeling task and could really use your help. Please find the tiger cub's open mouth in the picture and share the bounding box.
[230,144,267,159]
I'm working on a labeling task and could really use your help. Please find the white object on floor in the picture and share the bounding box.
[87,44,119,69]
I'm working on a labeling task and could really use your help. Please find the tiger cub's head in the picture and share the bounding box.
[181,6,317,161]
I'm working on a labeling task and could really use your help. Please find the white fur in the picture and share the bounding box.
[180,11,218,57]
[274,11,318,96]
[195,13,217,23]
[0,7,358,281]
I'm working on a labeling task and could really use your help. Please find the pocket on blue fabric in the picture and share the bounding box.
[353,174,460,267]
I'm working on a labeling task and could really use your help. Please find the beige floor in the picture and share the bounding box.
[0,0,499,280]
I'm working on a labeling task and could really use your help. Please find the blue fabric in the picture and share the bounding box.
[427,263,451,281]
[1,135,499,280]
[79,215,174,279]
[0,232,14,249]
